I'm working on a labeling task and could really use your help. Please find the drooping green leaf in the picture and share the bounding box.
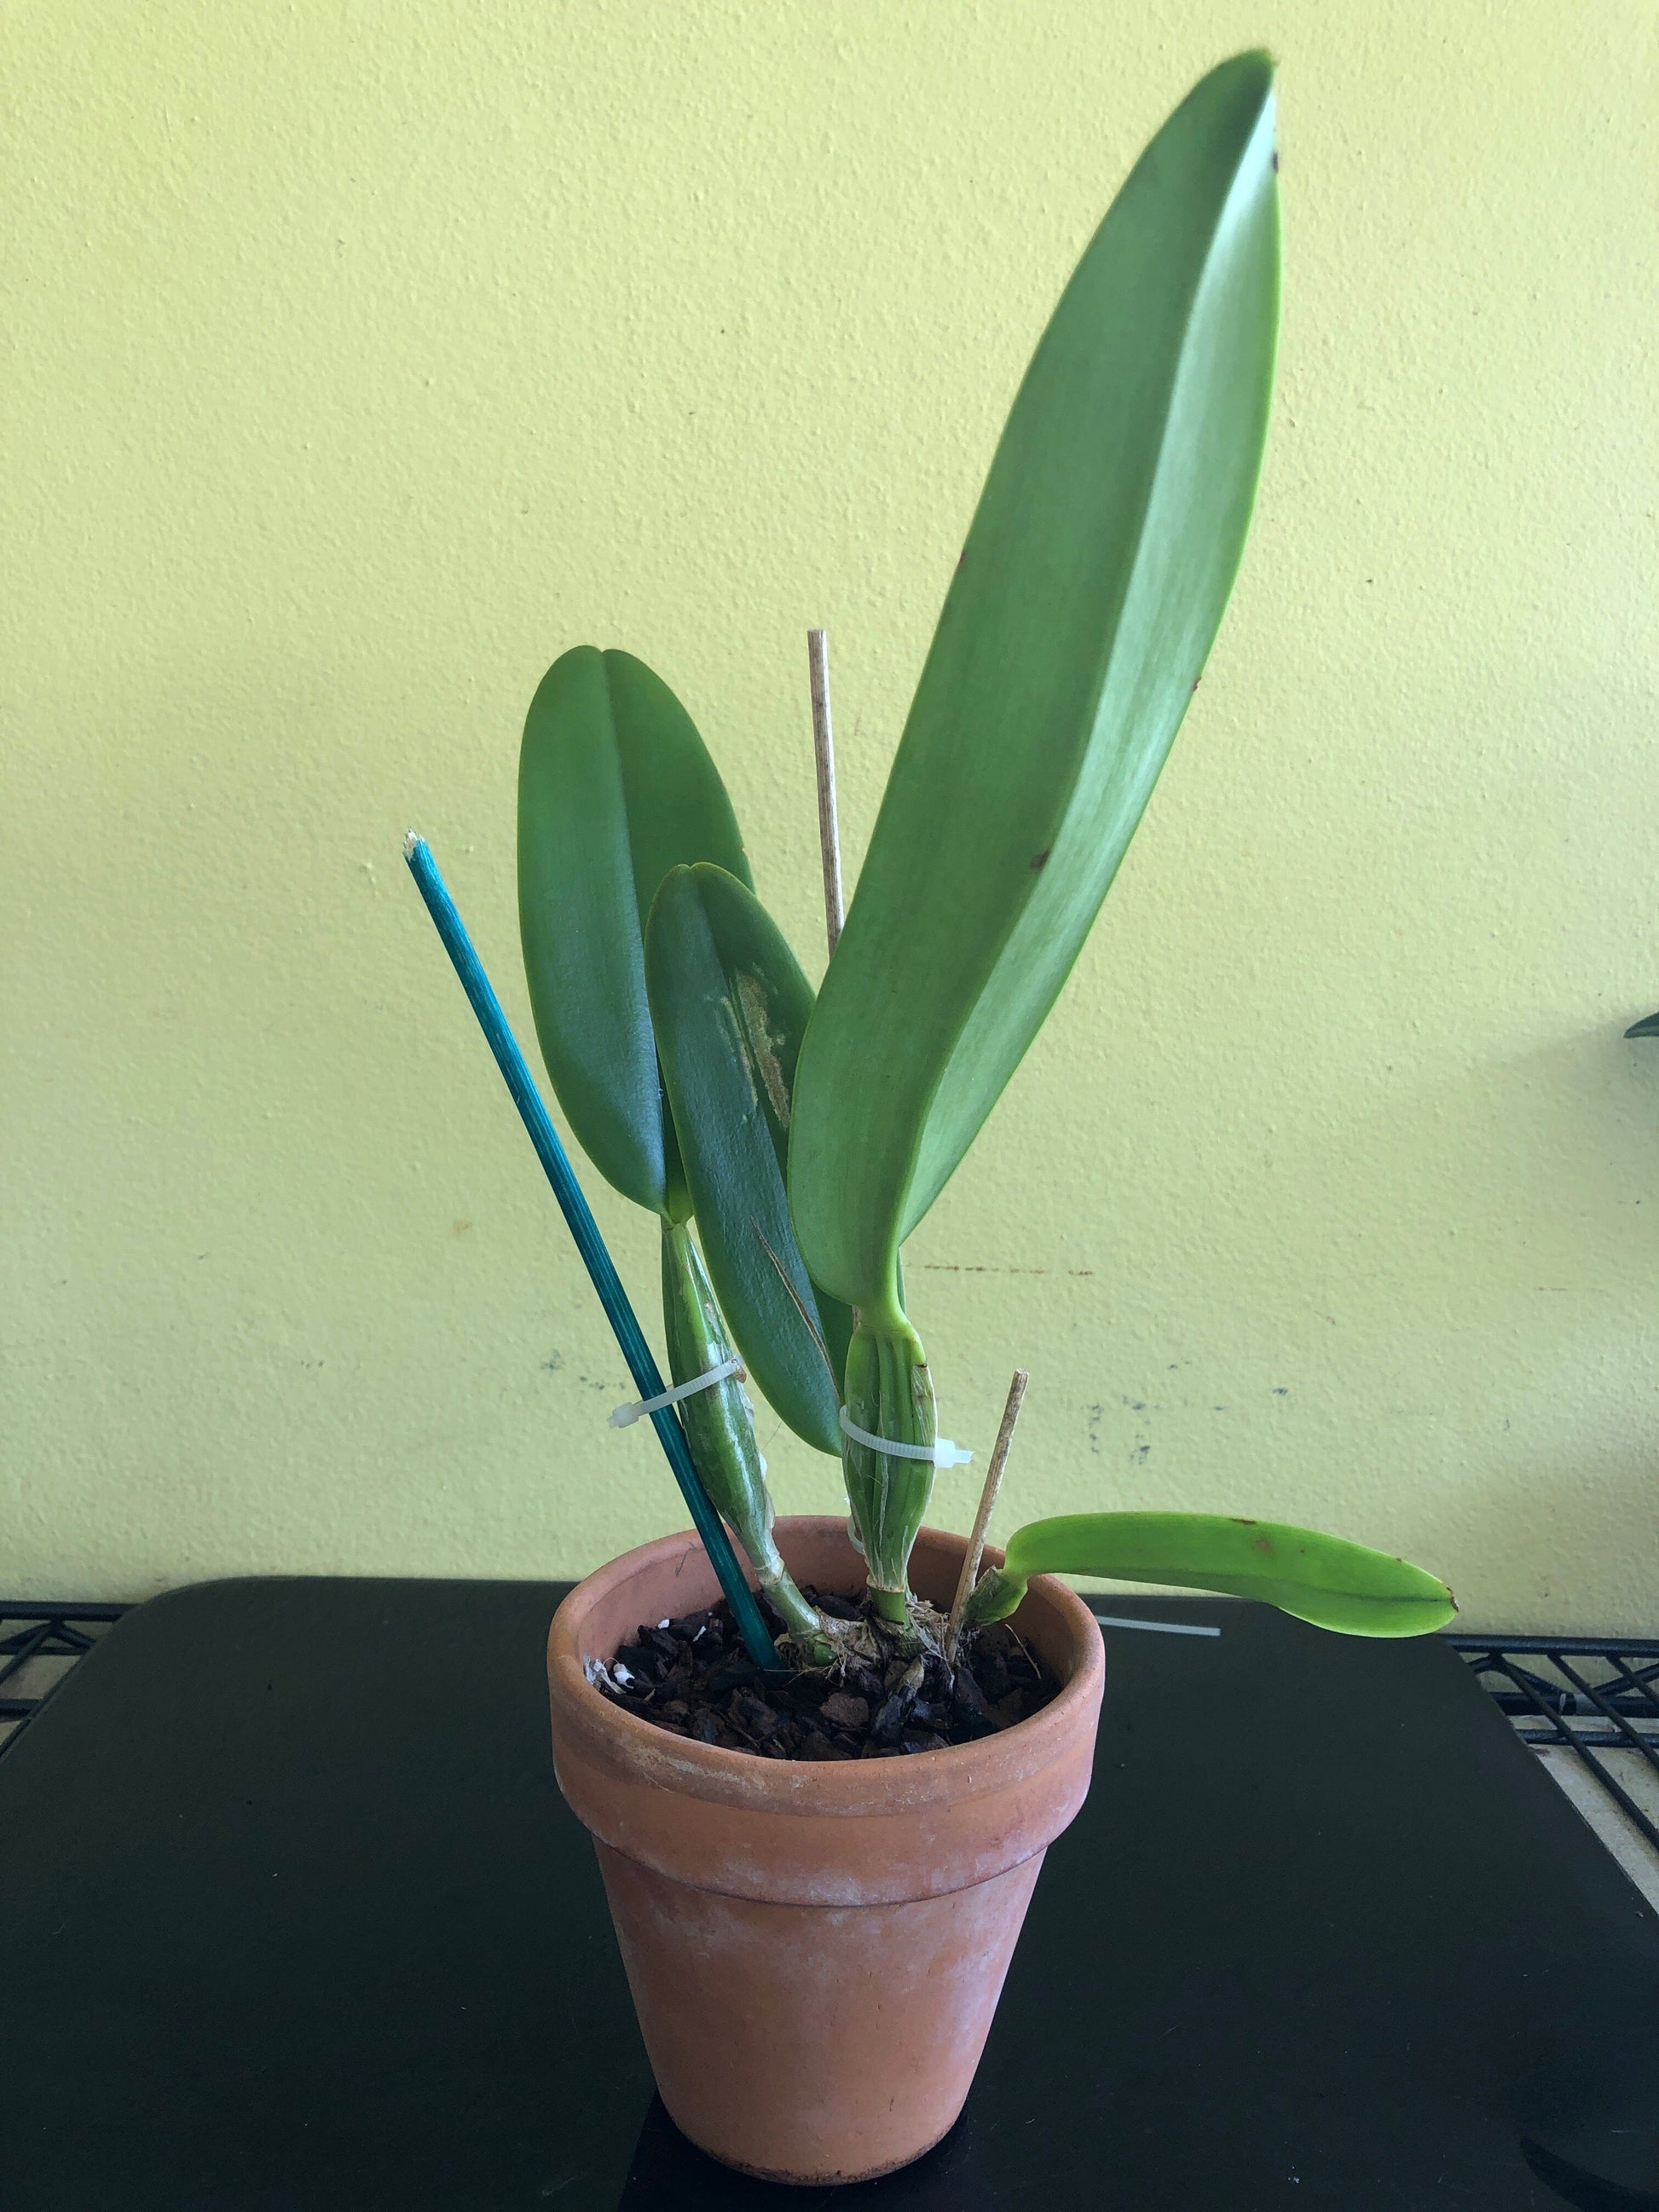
[789,53,1280,1309]
[1626,1012,1659,1039]
[645,863,851,1454]
[517,647,751,1219]
[962,1511,1457,1638]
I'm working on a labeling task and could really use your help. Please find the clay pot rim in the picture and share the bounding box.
[547,1514,1106,1817]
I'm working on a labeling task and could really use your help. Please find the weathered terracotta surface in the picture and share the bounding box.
[546,1515,1106,2186]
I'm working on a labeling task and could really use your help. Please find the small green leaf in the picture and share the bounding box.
[962,1511,1457,1638]
[645,863,851,1453]
[517,647,751,1219]
[789,52,1280,1309]
[1627,1012,1659,1039]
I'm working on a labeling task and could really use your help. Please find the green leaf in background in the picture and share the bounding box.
[518,647,751,1219]
[646,863,851,1454]
[1626,1013,1659,1038]
[962,1510,1457,1637]
[789,51,1281,1311]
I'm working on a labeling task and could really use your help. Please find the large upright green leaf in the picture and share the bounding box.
[517,647,751,1218]
[645,863,851,1454]
[789,53,1280,1308]
[962,1512,1457,1637]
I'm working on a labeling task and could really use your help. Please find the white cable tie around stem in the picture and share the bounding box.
[610,1357,743,1429]
[838,1406,974,1469]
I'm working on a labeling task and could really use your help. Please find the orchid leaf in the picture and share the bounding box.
[517,648,750,1219]
[789,51,1280,1309]
[962,1511,1457,1637]
[645,863,850,1454]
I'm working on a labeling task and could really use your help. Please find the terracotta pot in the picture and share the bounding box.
[546,1513,1106,2186]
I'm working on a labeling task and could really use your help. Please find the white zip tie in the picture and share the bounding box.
[838,1406,974,1469]
[610,1357,743,1429]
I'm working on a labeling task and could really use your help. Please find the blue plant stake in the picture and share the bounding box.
[403,832,781,1672]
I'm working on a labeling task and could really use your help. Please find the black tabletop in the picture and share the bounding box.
[4,1574,1659,2210]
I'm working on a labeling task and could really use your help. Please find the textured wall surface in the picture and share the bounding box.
[4,3,1656,1628]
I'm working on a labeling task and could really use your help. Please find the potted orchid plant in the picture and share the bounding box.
[415,49,1454,2187]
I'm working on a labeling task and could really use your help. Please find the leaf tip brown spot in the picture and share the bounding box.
[1029,849,1050,872]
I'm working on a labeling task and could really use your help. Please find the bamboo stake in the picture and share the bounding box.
[807,628,844,956]
[945,1369,1028,1657]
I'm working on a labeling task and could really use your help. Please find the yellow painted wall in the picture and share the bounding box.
[4,3,1656,1630]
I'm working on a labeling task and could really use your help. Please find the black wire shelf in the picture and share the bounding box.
[1448,1632,1659,1858]
[0,1600,130,1755]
